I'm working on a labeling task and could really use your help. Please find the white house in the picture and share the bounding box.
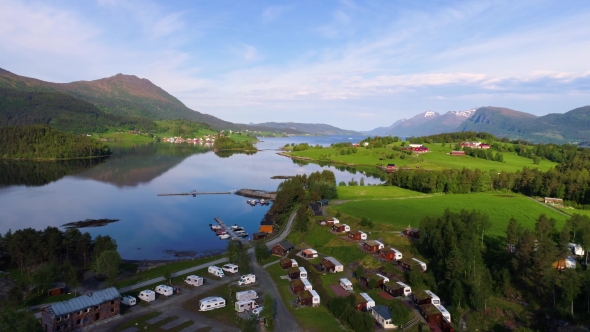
[371,305,397,329]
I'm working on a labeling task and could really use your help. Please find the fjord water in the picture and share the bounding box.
[0,136,383,260]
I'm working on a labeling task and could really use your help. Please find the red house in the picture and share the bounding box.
[451,151,465,156]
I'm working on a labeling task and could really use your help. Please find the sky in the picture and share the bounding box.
[1,0,590,131]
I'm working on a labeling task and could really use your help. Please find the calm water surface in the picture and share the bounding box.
[0,136,383,260]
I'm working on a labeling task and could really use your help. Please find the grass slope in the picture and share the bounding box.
[337,186,424,200]
[332,193,568,237]
[290,143,557,172]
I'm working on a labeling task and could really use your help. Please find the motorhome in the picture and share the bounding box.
[121,295,136,306]
[235,299,259,313]
[222,264,239,274]
[236,290,259,301]
[340,278,353,291]
[208,265,225,278]
[185,275,204,287]
[238,274,256,286]
[199,297,226,311]
[436,304,451,323]
[138,290,155,302]
[299,267,308,279]
[155,285,174,296]
[424,290,441,305]
[301,278,313,291]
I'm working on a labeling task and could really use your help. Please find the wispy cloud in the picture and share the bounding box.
[262,5,292,23]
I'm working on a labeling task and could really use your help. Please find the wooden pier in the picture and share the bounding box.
[157,191,232,197]
[214,217,242,241]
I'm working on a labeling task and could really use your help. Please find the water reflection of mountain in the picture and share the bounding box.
[75,143,212,187]
[214,150,257,158]
[0,158,108,187]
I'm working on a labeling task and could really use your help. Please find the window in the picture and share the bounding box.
[77,319,81,325]
[94,305,100,310]
[56,317,61,322]
[111,300,115,305]
[56,326,61,331]
[111,308,114,313]
[85,308,91,313]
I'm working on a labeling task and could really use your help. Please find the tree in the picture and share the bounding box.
[559,268,582,315]
[31,263,59,294]
[0,306,43,332]
[64,263,80,296]
[254,241,270,261]
[367,278,378,289]
[261,294,275,328]
[226,242,241,264]
[506,217,520,247]
[95,250,121,286]
[359,177,365,186]
[354,265,365,279]
[390,299,411,325]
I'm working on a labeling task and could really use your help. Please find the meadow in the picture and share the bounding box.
[336,185,424,200]
[332,192,569,237]
[289,143,558,172]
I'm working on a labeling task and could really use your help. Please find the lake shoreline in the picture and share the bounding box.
[0,154,111,162]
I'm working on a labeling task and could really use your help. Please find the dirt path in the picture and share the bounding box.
[526,197,570,217]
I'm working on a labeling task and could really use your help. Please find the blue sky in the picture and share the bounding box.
[1,0,590,130]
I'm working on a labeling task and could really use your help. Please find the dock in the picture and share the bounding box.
[214,217,242,242]
[157,191,232,197]
[235,189,276,200]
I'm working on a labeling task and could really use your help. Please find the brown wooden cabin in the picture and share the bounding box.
[418,304,442,324]
[252,232,268,240]
[348,230,363,241]
[288,266,300,279]
[397,258,426,273]
[403,226,420,239]
[291,279,305,293]
[333,224,347,233]
[298,290,313,306]
[271,240,294,257]
[360,274,387,289]
[363,240,382,252]
[41,287,120,332]
[382,281,409,297]
[48,283,67,296]
[378,248,396,261]
[412,290,439,306]
[442,322,455,332]
[280,257,294,269]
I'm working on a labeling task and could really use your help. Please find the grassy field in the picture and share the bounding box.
[289,143,558,172]
[332,193,569,237]
[337,185,424,200]
[560,207,590,218]
[114,311,194,332]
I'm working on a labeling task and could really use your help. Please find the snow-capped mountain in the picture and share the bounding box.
[366,109,476,136]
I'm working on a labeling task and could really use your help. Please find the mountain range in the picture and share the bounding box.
[366,106,590,143]
[252,122,360,136]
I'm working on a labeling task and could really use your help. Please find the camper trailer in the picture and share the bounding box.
[356,293,375,311]
[375,273,389,283]
[121,295,136,306]
[435,304,451,323]
[199,297,226,311]
[290,259,298,267]
[235,299,259,313]
[222,264,239,274]
[424,290,441,305]
[301,278,313,291]
[412,258,427,272]
[138,290,156,302]
[208,266,225,278]
[155,285,174,296]
[238,274,256,286]
[390,248,403,260]
[569,243,585,256]
[310,290,320,306]
[383,281,412,297]
[236,290,259,301]
[299,267,308,279]
[185,275,204,287]
[340,278,353,291]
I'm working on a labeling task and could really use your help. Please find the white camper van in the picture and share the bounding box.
[435,304,451,323]
[222,263,239,274]
[235,299,259,313]
[208,265,225,278]
[340,278,353,291]
[155,285,174,296]
[310,290,321,306]
[238,274,256,286]
[121,295,136,306]
[396,282,412,297]
[185,275,204,287]
[290,259,298,267]
[299,266,308,279]
[424,290,440,305]
[199,297,226,311]
[138,290,156,302]
[236,290,259,301]
[391,248,403,260]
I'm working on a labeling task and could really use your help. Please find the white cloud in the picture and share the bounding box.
[262,5,292,23]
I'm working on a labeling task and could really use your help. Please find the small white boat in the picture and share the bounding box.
[210,225,223,230]
[218,234,230,239]
[230,225,243,230]
[247,200,256,205]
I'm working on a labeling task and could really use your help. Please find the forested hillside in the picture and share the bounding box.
[0,88,155,134]
[0,125,111,159]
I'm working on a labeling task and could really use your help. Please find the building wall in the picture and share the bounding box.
[271,245,285,256]
[42,299,120,332]
[259,225,273,233]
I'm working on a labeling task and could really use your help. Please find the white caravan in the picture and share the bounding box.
[185,275,204,287]
[208,265,225,278]
[412,258,427,272]
[396,282,412,297]
[569,243,585,256]
[310,290,321,306]
[375,273,390,283]
[340,278,353,291]
[299,267,308,279]
[424,290,440,305]
[155,285,174,296]
[236,290,259,301]
[252,306,264,316]
[222,263,239,274]
[391,248,403,260]
[138,290,155,302]
[290,259,298,267]
[235,299,259,313]
[435,304,451,323]
[199,297,226,311]
[121,295,136,306]
[360,293,375,310]
[238,274,256,286]
[301,278,313,291]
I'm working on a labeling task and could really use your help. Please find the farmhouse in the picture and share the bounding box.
[382,281,412,298]
[333,224,350,233]
[301,249,318,258]
[545,197,564,207]
[348,230,367,241]
[371,305,397,329]
[258,219,274,233]
[271,240,294,257]
[355,293,376,311]
[298,290,320,307]
[280,257,298,269]
[402,145,429,154]
[41,287,121,332]
[451,150,466,156]
[363,240,385,252]
[322,256,344,273]
[460,141,482,148]
[379,248,402,261]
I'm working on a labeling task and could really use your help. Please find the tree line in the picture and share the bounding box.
[0,158,107,186]
[0,125,111,159]
[213,136,255,151]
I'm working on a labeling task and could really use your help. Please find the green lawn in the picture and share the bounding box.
[560,207,590,218]
[115,311,195,332]
[337,186,424,200]
[290,143,558,172]
[333,193,569,237]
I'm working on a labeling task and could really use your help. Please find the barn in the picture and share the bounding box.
[451,151,466,156]
[271,240,294,257]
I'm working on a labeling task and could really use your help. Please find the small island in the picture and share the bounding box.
[0,125,111,160]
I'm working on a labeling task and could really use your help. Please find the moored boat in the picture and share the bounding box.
[218,234,230,239]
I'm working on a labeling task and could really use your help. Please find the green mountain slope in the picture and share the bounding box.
[0,87,156,134]
[253,122,361,135]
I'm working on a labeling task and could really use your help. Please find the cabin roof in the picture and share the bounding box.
[277,240,294,251]
[365,240,381,247]
[372,305,392,320]
[298,290,312,299]
[291,279,304,287]
[288,266,300,274]
[47,287,120,317]
[420,303,440,315]
[323,256,342,267]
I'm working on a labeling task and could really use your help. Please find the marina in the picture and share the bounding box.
[212,217,248,241]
